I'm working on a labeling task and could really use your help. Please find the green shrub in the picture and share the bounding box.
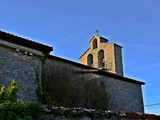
[0,80,44,120]
[6,80,18,102]
[0,79,18,103]
[0,85,6,102]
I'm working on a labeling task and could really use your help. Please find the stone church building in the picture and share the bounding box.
[0,31,145,113]
[79,35,123,76]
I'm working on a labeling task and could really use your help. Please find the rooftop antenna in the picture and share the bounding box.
[95,29,100,36]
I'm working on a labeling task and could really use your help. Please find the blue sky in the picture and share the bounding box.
[0,0,160,114]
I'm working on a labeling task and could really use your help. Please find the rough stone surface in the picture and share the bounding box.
[79,36,123,76]
[114,44,123,76]
[97,75,144,113]
[0,45,42,102]
[45,57,144,113]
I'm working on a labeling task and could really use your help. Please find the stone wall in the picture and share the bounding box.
[96,75,144,113]
[45,56,144,113]
[39,115,157,120]
[114,44,123,76]
[0,45,42,102]
[0,43,144,113]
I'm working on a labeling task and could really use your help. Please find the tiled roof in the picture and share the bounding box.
[0,31,53,53]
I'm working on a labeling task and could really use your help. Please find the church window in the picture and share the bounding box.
[93,39,98,49]
[98,50,105,68]
[87,54,93,67]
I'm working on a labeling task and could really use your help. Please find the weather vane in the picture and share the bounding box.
[95,29,100,36]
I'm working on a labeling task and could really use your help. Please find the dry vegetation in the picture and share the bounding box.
[38,62,109,110]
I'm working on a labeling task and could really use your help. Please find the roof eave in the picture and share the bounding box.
[0,31,53,53]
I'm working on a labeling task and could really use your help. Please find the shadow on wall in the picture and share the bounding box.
[39,61,111,110]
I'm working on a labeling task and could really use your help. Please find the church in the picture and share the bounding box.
[79,35,123,76]
[0,30,145,113]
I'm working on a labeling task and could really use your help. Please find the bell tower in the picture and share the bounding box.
[79,35,123,76]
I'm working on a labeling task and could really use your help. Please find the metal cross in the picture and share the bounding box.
[95,29,99,36]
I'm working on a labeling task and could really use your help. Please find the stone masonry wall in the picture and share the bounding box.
[46,56,144,113]
[96,75,144,113]
[0,42,144,112]
[0,45,42,102]
[114,44,123,76]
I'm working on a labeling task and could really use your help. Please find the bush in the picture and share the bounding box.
[0,80,44,120]
[37,63,109,110]
[0,80,18,103]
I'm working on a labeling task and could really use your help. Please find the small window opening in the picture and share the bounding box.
[98,50,105,68]
[87,54,93,67]
[93,39,98,49]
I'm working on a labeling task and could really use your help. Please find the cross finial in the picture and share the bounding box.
[95,29,99,36]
